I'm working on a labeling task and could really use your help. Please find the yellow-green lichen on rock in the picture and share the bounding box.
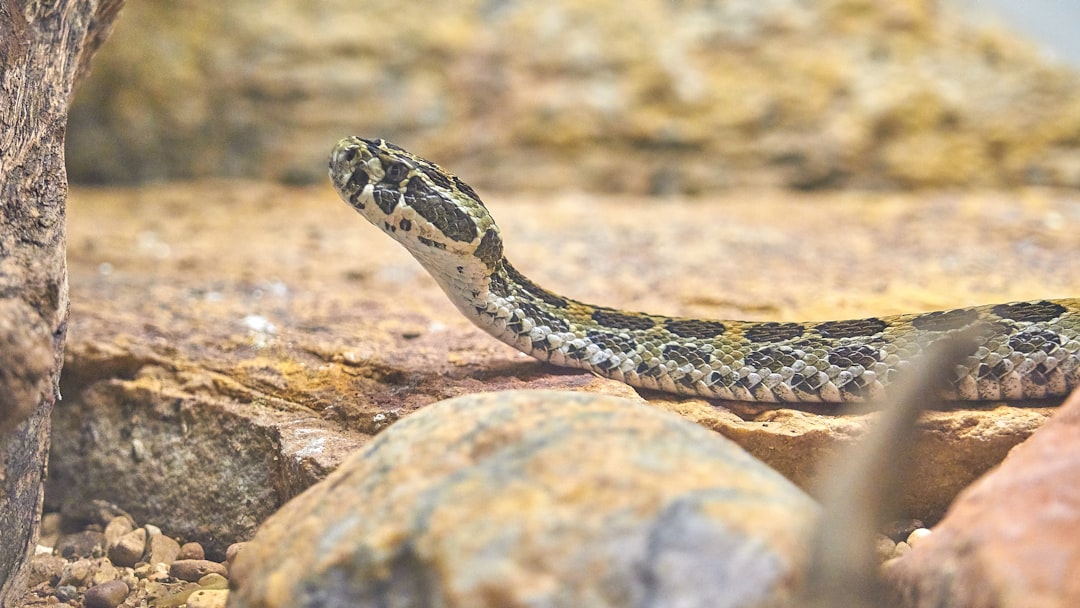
[68,0,1080,191]
[229,391,820,608]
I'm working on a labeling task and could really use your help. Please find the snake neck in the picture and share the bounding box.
[425,252,1080,403]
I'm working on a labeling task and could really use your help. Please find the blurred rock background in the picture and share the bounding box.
[67,0,1080,193]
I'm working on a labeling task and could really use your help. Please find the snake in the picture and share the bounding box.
[328,137,1080,403]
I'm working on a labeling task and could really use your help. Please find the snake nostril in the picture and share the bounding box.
[342,146,357,163]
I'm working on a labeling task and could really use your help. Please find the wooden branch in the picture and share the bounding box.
[0,0,124,603]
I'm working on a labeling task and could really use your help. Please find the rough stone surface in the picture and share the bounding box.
[51,183,1080,551]
[230,390,819,608]
[68,1,1080,191]
[0,1,123,602]
[886,388,1080,607]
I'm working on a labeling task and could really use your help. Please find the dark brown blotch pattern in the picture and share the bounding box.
[425,166,454,191]
[664,319,726,339]
[587,329,638,353]
[405,176,478,242]
[744,346,799,373]
[662,343,713,368]
[815,318,887,339]
[744,322,805,343]
[517,300,570,332]
[826,344,880,369]
[373,189,399,215]
[1007,328,1061,354]
[503,263,569,308]
[453,176,484,207]
[591,308,656,331]
[991,301,1068,324]
[473,230,503,269]
[910,308,980,332]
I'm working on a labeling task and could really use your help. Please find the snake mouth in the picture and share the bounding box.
[329,138,363,187]
[330,137,381,210]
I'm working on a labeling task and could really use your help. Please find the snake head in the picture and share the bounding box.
[330,136,504,276]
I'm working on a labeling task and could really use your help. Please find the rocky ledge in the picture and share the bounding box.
[50,181,1080,557]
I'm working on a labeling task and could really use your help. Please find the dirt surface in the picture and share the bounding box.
[50,182,1080,551]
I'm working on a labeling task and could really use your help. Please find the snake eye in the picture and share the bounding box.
[384,162,408,183]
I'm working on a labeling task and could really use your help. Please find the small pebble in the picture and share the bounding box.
[224,542,246,567]
[54,585,77,602]
[146,561,172,582]
[905,527,932,548]
[186,589,229,608]
[120,569,138,590]
[874,534,897,563]
[108,528,147,567]
[198,572,229,589]
[83,580,130,608]
[170,559,228,582]
[27,554,67,586]
[146,530,181,565]
[142,581,169,600]
[90,558,120,586]
[103,516,135,547]
[59,558,94,587]
[893,541,912,558]
[178,541,205,561]
[881,519,925,543]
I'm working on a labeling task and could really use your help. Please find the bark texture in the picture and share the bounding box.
[0,0,123,603]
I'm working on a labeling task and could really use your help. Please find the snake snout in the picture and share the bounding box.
[329,138,362,175]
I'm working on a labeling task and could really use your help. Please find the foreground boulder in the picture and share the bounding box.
[229,390,819,608]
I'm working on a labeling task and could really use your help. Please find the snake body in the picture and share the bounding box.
[329,137,1080,403]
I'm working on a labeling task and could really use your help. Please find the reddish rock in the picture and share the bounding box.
[887,389,1080,607]
[170,559,227,582]
[177,542,205,561]
[83,580,130,608]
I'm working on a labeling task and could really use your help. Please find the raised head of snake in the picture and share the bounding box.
[329,137,503,296]
[330,136,1080,404]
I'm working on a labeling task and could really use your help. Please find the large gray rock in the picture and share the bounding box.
[229,390,820,608]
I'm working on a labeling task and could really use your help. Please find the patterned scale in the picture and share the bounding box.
[329,136,1080,403]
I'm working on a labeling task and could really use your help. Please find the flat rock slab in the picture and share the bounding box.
[229,390,819,608]
[51,182,1080,550]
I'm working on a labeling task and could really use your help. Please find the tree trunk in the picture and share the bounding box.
[0,0,123,603]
